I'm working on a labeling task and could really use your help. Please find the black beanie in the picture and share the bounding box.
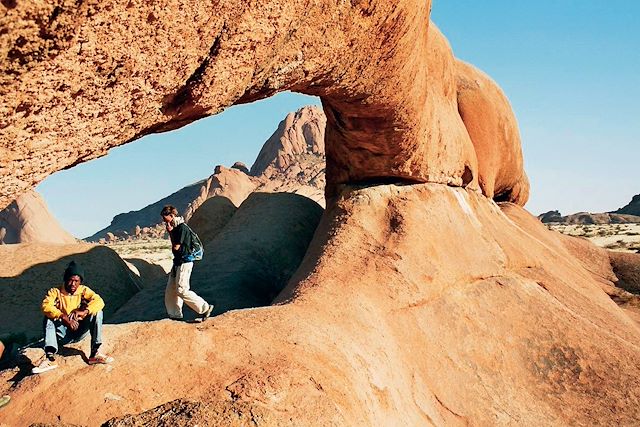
[63,261,84,283]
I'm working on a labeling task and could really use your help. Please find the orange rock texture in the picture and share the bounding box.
[0,242,141,345]
[0,189,76,244]
[251,106,325,177]
[2,185,639,426]
[1,1,638,426]
[456,60,530,204]
[1,1,528,208]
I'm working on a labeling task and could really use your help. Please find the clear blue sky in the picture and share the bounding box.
[38,1,639,238]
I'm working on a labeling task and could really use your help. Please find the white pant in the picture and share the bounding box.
[165,262,208,318]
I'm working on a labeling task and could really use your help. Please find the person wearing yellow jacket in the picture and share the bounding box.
[32,261,114,374]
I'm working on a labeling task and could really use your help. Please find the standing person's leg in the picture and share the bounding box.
[174,263,211,317]
[165,265,184,319]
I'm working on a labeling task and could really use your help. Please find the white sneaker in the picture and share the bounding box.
[87,353,114,365]
[32,358,58,374]
[194,303,214,323]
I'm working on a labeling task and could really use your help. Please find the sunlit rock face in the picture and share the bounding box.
[3,184,640,426]
[10,2,640,426]
[0,189,76,244]
[2,0,498,208]
[456,60,530,205]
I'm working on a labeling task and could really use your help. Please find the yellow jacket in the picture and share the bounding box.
[41,285,105,320]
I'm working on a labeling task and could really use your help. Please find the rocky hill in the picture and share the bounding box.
[0,243,140,347]
[0,190,76,244]
[539,210,640,224]
[86,106,325,242]
[2,2,640,425]
[615,194,640,216]
[3,184,640,426]
[539,194,640,224]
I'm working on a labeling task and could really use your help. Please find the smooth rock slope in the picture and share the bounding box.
[0,190,76,244]
[1,184,639,426]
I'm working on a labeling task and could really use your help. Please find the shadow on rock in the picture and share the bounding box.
[0,244,140,347]
[124,258,168,287]
[111,192,323,323]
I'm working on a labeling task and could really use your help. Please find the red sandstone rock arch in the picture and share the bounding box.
[0,0,527,208]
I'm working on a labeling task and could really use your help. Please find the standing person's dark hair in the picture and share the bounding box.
[160,205,213,322]
[160,205,178,217]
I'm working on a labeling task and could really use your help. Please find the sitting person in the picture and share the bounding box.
[32,261,113,374]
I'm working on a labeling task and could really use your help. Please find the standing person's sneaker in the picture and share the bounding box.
[87,353,114,365]
[194,303,214,323]
[0,395,9,409]
[32,356,58,374]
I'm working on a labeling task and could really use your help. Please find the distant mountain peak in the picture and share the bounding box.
[85,106,327,242]
[615,194,640,216]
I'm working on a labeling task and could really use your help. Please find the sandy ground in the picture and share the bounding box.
[104,238,174,275]
[547,223,640,253]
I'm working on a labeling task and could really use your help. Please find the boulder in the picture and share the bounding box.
[456,60,529,205]
[0,190,76,244]
[187,196,237,244]
[231,162,250,174]
[538,210,565,223]
[609,251,640,294]
[0,243,140,346]
[4,185,640,426]
[112,192,323,323]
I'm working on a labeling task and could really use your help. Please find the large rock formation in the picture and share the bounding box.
[2,2,636,426]
[538,210,640,224]
[186,196,237,245]
[456,60,529,205]
[609,251,640,295]
[0,189,76,244]
[250,106,325,177]
[615,194,640,216]
[0,2,530,208]
[249,105,326,205]
[87,106,325,241]
[113,192,323,322]
[0,243,140,346]
[2,185,639,426]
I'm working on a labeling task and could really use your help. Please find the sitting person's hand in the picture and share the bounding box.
[71,308,90,321]
[61,313,80,331]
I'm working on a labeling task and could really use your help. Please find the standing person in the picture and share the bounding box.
[32,261,113,374]
[161,205,213,322]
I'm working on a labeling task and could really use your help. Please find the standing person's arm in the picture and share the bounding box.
[175,224,189,257]
[166,221,179,250]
